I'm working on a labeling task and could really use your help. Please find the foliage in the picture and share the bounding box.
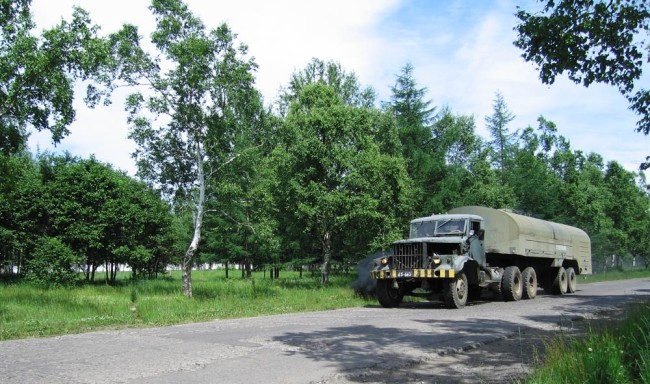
[274,82,414,283]
[485,92,516,177]
[277,57,376,116]
[0,0,649,293]
[22,237,82,287]
[0,152,176,283]
[514,0,650,169]
[0,0,115,154]
[384,63,440,215]
[115,0,263,296]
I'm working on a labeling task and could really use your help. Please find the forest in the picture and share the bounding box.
[1,0,649,296]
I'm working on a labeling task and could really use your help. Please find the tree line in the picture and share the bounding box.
[1,0,649,294]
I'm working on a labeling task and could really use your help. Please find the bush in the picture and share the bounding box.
[23,237,82,287]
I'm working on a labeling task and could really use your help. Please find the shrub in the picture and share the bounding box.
[23,237,82,287]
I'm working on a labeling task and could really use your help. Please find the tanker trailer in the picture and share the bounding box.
[369,206,591,309]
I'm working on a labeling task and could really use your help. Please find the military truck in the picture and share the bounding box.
[370,206,591,309]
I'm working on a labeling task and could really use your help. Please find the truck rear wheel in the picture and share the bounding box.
[521,267,537,300]
[376,280,403,308]
[502,266,523,302]
[551,267,568,295]
[566,267,577,293]
[443,272,468,309]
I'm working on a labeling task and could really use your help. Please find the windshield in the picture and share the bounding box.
[410,219,467,238]
[436,219,466,235]
[410,221,436,238]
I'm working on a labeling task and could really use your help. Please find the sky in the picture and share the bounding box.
[28,0,650,178]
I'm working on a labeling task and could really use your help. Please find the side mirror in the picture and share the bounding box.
[478,229,485,240]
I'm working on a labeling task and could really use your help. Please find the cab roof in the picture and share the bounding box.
[410,213,483,224]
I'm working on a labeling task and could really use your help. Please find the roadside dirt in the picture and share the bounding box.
[326,307,626,384]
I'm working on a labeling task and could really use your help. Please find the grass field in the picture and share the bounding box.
[0,270,373,340]
[1,269,649,343]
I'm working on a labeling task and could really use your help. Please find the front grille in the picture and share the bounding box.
[392,243,423,269]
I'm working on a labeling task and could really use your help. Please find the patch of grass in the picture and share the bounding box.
[580,269,650,283]
[1,269,647,341]
[524,301,650,384]
[0,270,374,340]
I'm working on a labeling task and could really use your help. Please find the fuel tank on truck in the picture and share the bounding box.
[449,206,592,275]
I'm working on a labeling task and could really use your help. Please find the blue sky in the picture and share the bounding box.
[29,0,649,177]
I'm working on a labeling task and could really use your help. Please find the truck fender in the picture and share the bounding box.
[452,255,480,284]
[452,255,472,273]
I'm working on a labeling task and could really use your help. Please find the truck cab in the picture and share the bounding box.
[371,213,488,308]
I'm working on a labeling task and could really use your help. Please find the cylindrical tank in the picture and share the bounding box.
[450,206,591,274]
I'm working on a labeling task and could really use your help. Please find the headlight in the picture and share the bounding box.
[380,257,389,265]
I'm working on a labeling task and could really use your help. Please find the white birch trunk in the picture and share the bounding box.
[321,230,331,284]
[182,142,206,297]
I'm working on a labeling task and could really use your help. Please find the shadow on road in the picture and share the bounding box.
[272,283,650,383]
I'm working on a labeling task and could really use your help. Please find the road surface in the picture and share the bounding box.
[1,278,648,383]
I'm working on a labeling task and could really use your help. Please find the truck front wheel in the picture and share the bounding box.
[502,266,523,302]
[443,272,468,309]
[376,280,403,308]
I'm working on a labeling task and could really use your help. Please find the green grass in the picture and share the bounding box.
[521,269,650,384]
[1,269,648,342]
[580,269,650,283]
[0,270,373,340]
[523,301,650,384]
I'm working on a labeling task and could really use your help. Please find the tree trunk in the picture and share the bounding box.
[181,142,206,298]
[321,230,331,284]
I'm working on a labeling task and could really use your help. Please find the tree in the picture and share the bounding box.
[118,0,262,297]
[508,117,564,219]
[485,92,516,179]
[514,0,650,168]
[384,63,439,215]
[0,151,40,274]
[419,105,517,213]
[278,57,376,115]
[274,83,413,284]
[33,155,175,283]
[0,0,115,154]
[385,63,436,136]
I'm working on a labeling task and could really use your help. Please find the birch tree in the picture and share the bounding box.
[118,0,261,297]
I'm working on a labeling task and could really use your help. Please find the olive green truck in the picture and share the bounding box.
[370,206,592,309]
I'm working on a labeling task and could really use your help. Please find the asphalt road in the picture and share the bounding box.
[1,278,649,384]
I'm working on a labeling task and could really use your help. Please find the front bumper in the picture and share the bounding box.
[370,268,455,280]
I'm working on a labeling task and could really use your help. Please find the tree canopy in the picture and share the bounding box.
[0,0,116,154]
[1,0,649,289]
[514,0,650,168]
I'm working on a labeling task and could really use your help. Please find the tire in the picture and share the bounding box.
[566,267,577,293]
[376,280,403,308]
[551,267,568,295]
[443,272,468,309]
[468,284,483,302]
[521,267,537,300]
[501,266,523,302]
